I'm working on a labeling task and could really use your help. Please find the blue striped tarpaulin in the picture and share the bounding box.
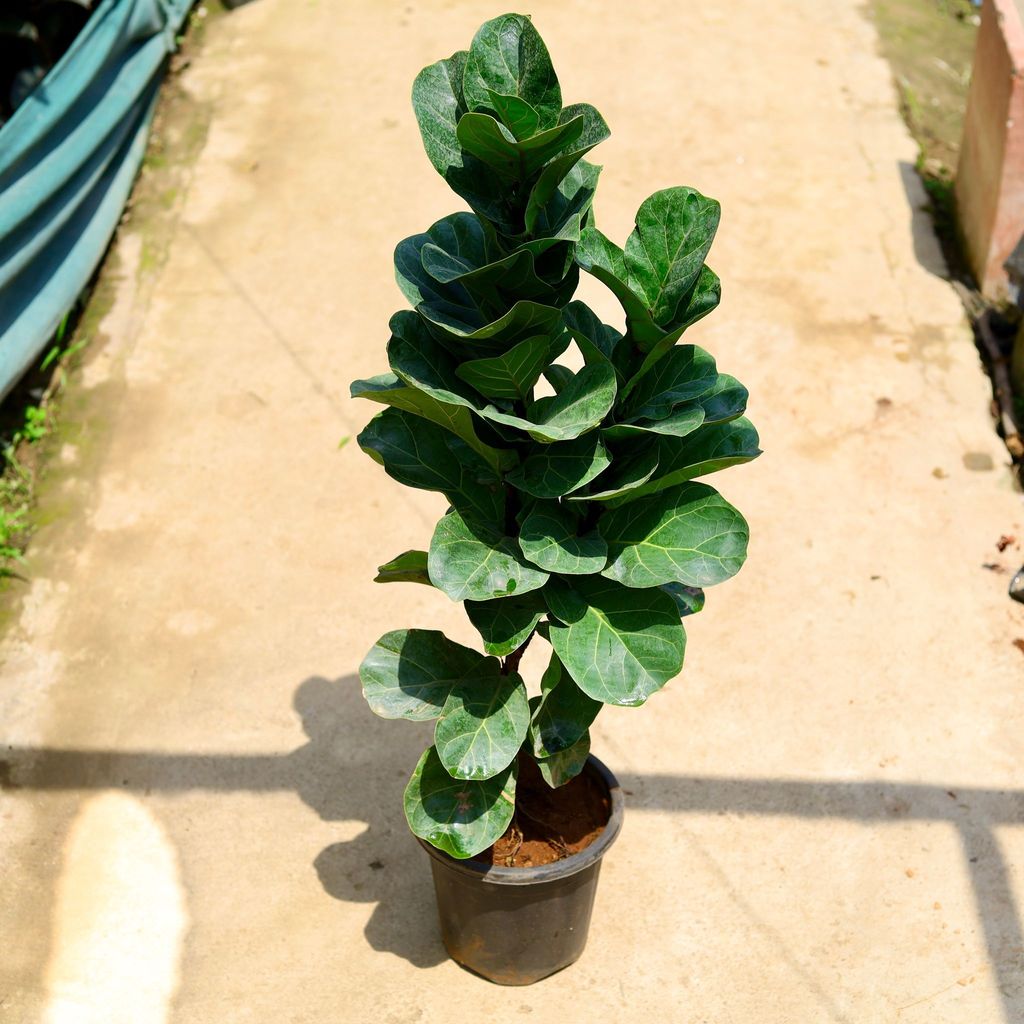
[0,0,193,401]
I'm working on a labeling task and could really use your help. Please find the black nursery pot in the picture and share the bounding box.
[417,755,624,986]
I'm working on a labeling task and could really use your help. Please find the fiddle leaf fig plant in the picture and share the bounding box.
[354,13,760,860]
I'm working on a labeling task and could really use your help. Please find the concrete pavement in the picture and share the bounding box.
[2,1,1024,1021]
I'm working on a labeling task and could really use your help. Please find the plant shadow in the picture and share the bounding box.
[6,678,1024,1017]
[289,674,446,968]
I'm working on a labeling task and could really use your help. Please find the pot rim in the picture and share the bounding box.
[415,753,624,886]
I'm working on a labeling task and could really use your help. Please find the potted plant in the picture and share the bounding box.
[352,12,760,985]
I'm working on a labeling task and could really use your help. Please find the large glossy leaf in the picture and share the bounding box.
[465,592,545,656]
[350,373,514,473]
[576,228,656,342]
[562,300,627,374]
[624,188,720,326]
[404,746,516,859]
[425,247,538,304]
[357,407,503,523]
[546,576,686,706]
[360,629,498,721]
[577,188,720,350]
[526,159,601,246]
[505,432,611,498]
[525,105,610,232]
[567,444,659,504]
[518,500,608,574]
[435,672,530,779]
[387,311,483,408]
[417,225,572,308]
[488,90,540,139]
[455,334,552,400]
[603,404,705,441]
[604,374,748,441]
[411,53,512,229]
[536,732,591,788]
[629,266,722,381]
[411,51,469,177]
[623,345,718,422]
[481,363,617,443]
[463,14,562,129]
[421,299,564,356]
[394,213,488,309]
[600,482,749,588]
[456,110,586,181]
[429,510,549,602]
[611,418,762,505]
[698,373,749,425]
[529,651,602,757]
[374,550,432,586]
[388,313,603,446]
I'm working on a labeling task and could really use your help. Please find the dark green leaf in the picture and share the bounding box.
[488,90,540,139]
[360,629,498,721]
[422,246,536,304]
[505,432,611,499]
[455,334,551,400]
[567,444,659,504]
[542,363,575,394]
[465,592,545,656]
[546,576,686,706]
[350,372,514,473]
[463,14,561,128]
[697,373,748,425]
[529,651,601,757]
[429,510,549,602]
[661,583,706,618]
[394,213,487,308]
[600,482,749,588]
[374,550,432,586]
[523,159,601,247]
[420,299,564,356]
[435,672,531,780]
[525,105,610,232]
[624,188,720,326]
[611,418,761,504]
[623,345,718,422]
[481,363,617,443]
[456,111,586,180]
[577,189,720,350]
[519,500,608,574]
[562,300,626,373]
[604,370,745,440]
[536,732,591,788]
[404,746,516,858]
[411,51,470,178]
[411,53,512,228]
[357,407,503,522]
[387,310,484,408]
[628,266,723,379]
[602,404,705,441]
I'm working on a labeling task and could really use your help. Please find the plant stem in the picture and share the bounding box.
[501,629,534,675]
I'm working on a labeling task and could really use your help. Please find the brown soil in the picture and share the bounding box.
[476,755,610,868]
